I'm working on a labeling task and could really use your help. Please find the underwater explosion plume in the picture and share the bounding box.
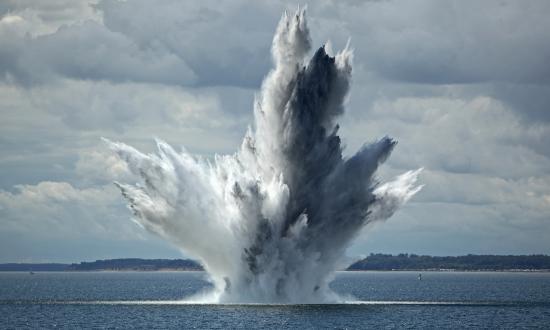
[105,10,422,303]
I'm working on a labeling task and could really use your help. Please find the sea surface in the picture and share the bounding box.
[1,271,549,329]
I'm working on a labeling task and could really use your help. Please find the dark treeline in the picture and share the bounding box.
[347,254,550,271]
[0,263,69,271]
[68,258,203,271]
[0,258,202,271]
[2,255,550,271]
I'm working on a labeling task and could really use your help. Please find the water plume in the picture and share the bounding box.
[104,9,422,303]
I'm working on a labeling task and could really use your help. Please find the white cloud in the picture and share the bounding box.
[0,21,197,86]
[0,14,23,25]
[319,0,550,85]
[343,95,550,178]
[342,93,550,255]
[0,180,182,262]
[1,0,549,259]
[75,147,131,183]
[0,181,130,237]
[0,0,101,37]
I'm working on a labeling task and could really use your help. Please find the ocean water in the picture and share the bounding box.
[1,271,549,329]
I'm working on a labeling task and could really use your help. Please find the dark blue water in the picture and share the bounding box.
[1,271,549,329]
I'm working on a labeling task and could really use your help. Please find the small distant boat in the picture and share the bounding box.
[418,273,422,280]
[29,271,35,275]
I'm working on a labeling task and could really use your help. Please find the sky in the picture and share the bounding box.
[0,0,549,263]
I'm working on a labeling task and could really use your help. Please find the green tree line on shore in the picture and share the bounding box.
[348,253,550,271]
[2,254,549,271]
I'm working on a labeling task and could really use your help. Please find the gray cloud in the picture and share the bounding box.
[339,0,550,85]
[0,0,549,261]
[0,79,251,191]
[0,20,197,86]
[0,0,282,88]
[351,95,550,178]
[97,0,281,87]
[304,0,550,125]
[0,0,100,35]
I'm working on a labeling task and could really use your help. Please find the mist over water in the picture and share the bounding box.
[105,10,422,303]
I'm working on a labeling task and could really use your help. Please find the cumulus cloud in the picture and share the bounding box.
[97,0,279,87]
[341,92,550,255]
[75,147,131,183]
[0,181,125,236]
[343,95,550,178]
[0,78,252,193]
[0,180,182,262]
[0,0,549,261]
[306,0,550,124]
[0,0,281,87]
[0,0,101,36]
[0,20,197,86]
[325,0,550,85]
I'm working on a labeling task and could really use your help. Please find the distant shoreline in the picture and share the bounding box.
[2,254,549,272]
[344,269,550,273]
[2,269,549,273]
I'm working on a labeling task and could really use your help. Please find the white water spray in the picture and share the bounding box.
[105,10,422,303]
